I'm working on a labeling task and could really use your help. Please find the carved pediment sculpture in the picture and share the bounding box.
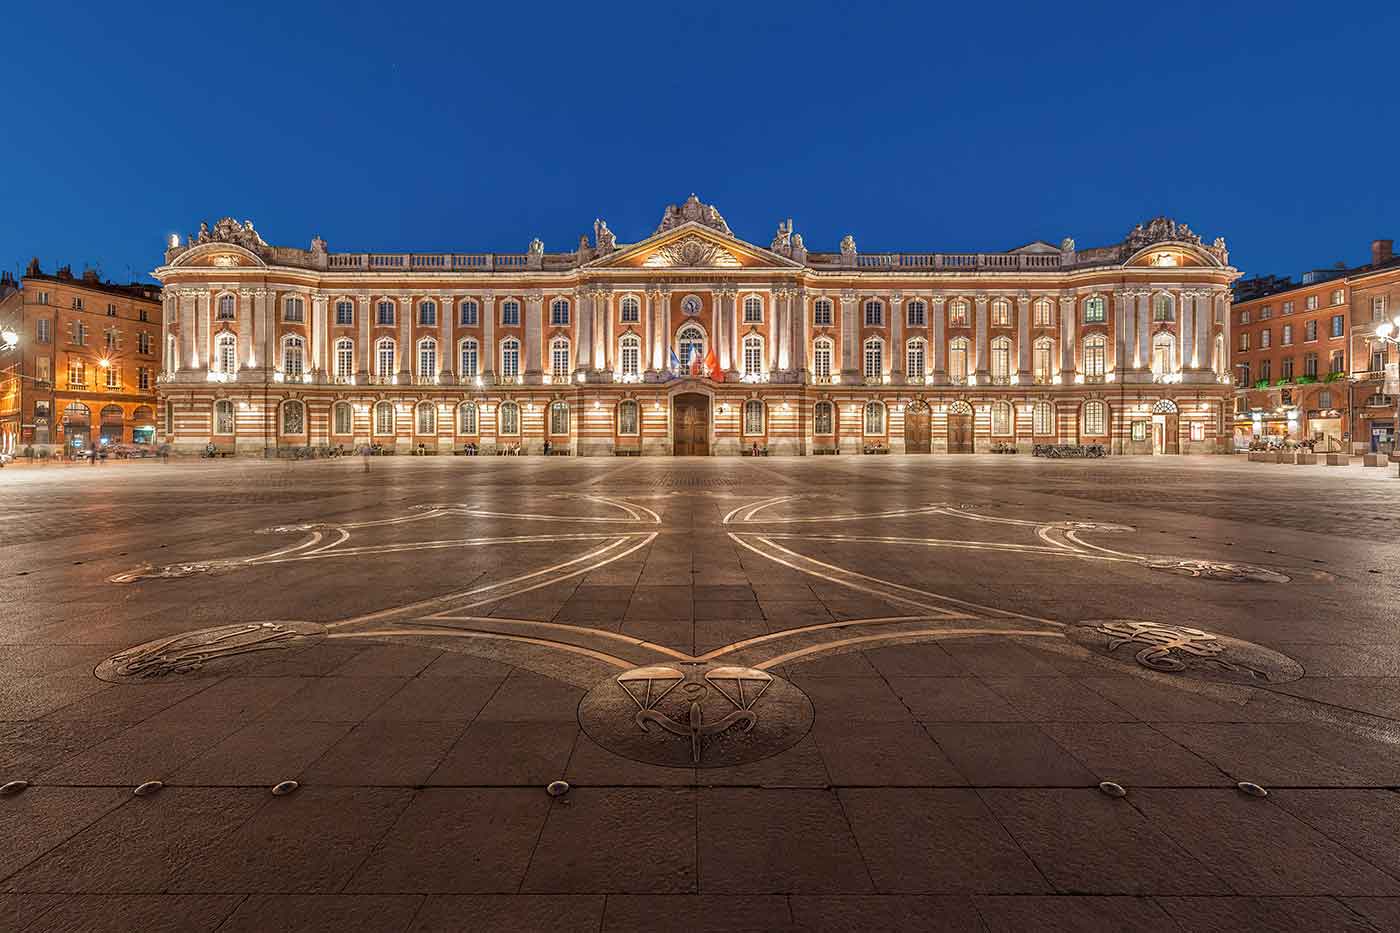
[1124,217,1201,252]
[655,194,732,236]
[197,218,269,253]
[642,235,742,268]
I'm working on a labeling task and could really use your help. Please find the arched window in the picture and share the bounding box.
[282,336,305,379]
[677,325,705,369]
[501,300,521,326]
[1083,334,1106,378]
[374,400,395,435]
[949,299,970,327]
[375,338,396,379]
[1033,401,1055,436]
[1083,400,1107,436]
[619,334,641,377]
[284,296,304,323]
[333,401,352,435]
[949,337,970,383]
[990,336,1012,382]
[458,402,478,434]
[376,300,395,326]
[991,298,1011,327]
[1152,332,1176,377]
[551,298,571,326]
[215,332,237,374]
[334,338,354,379]
[213,399,235,435]
[742,334,763,378]
[619,296,639,323]
[459,299,479,326]
[992,401,1013,436]
[417,337,438,382]
[814,400,834,435]
[1084,296,1106,323]
[813,338,834,381]
[813,298,833,326]
[1152,293,1175,321]
[459,338,479,378]
[549,401,569,435]
[501,338,520,379]
[743,399,765,436]
[281,399,305,435]
[864,299,883,326]
[335,299,354,326]
[551,337,570,377]
[416,401,436,435]
[217,294,235,320]
[1033,298,1054,327]
[906,339,926,380]
[906,300,926,326]
[499,401,520,435]
[743,296,763,323]
[418,300,437,326]
[617,399,639,436]
[1033,337,1054,383]
[864,400,885,435]
[863,338,883,381]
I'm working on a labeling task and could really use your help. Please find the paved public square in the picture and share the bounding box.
[2,454,1400,931]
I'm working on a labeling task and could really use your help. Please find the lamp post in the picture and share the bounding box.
[1372,315,1400,466]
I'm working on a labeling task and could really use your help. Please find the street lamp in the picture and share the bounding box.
[1370,315,1400,465]
[1,329,17,349]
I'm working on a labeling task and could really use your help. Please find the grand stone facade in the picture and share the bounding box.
[151,197,1237,456]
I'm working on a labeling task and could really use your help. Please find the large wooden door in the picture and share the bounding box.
[673,393,710,456]
[904,403,931,453]
[947,413,974,453]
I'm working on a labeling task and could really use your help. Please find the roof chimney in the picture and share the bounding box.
[1373,239,1394,266]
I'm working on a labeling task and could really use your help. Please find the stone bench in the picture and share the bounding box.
[1290,451,1317,465]
[1362,453,1386,467]
[1324,453,1350,466]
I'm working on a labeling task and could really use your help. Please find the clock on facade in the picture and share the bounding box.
[682,295,701,315]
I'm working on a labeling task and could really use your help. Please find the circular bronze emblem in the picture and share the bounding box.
[1069,620,1302,685]
[578,663,814,768]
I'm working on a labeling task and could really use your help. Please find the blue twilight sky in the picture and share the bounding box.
[2,0,1395,286]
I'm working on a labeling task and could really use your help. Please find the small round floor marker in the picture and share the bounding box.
[133,781,163,797]
[1098,781,1127,798]
[1237,781,1268,798]
[1,781,29,796]
[546,780,570,797]
[271,780,299,796]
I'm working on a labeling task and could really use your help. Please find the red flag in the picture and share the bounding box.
[704,347,722,381]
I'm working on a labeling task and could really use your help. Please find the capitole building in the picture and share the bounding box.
[151,196,1237,457]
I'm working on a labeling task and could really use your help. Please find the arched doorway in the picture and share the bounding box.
[946,400,974,453]
[1151,398,1179,454]
[99,405,124,446]
[904,400,931,453]
[62,402,91,450]
[673,392,709,456]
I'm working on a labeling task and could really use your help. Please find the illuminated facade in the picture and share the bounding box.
[151,199,1236,456]
[0,263,163,455]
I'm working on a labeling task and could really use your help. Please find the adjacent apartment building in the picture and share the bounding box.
[151,200,1237,457]
[1231,239,1399,453]
[0,261,163,455]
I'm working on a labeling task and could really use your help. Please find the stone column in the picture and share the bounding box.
[974,295,990,380]
[524,288,543,384]
[1115,290,1133,374]
[161,292,174,374]
[1179,291,1195,373]
[482,292,495,380]
[931,296,947,384]
[599,286,613,374]
[719,285,738,377]
[643,287,656,375]
[258,289,275,376]
[237,289,253,373]
[576,287,592,372]
[1060,295,1077,378]
[178,288,197,369]
[889,292,903,382]
[1197,290,1215,373]
[311,292,327,376]
[439,295,454,382]
[1016,293,1031,380]
[592,286,608,373]
[660,286,672,371]
[839,288,858,382]
[1137,291,1151,374]
[776,287,791,374]
[398,295,411,378]
[357,295,371,379]
[793,287,807,377]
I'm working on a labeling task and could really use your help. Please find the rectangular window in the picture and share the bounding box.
[105,330,117,350]
[37,318,51,343]
[1330,351,1344,373]
[106,303,117,317]
[419,302,437,326]
[68,359,85,387]
[1131,421,1148,442]
[1281,357,1294,379]
[1259,305,1271,320]
[1373,297,1387,321]
[74,322,87,346]
[139,367,150,389]
[1305,295,1318,310]
[1259,329,1270,349]
[813,300,832,326]
[72,296,84,310]
[1238,362,1249,385]
[284,297,304,322]
[38,291,49,305]
[460,301,479,326]
[1190,421,1204,442]
[1281,324,1292,346]
[864,301,882,327]
[105,364,119,388]
[1239,310,1250,325]
[906,342,925,379]
[335,301,354,326]
[1238,332,1249,351]
[501,302,520,326]
[1304,353,1318,377]
[139,309,149,322]
[1331,288,1345,305]
[1083,298,1105,323]
[1282,301,1294,315]
[907,303,925,327]
[36,357,50,383]
[1261,359,1271,381]
[1305,320,1318,341]
[1330,314,1344,338]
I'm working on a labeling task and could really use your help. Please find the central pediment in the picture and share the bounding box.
[584,222,804,271]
